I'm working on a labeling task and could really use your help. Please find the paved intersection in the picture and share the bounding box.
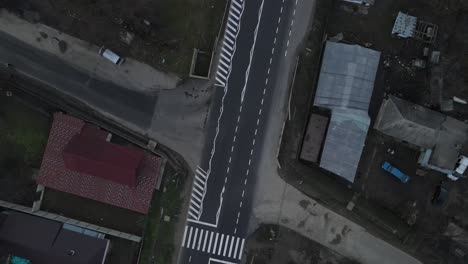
[180,0,300,263]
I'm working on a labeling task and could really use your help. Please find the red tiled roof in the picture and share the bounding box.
[63,134,144,186]
[37,113,161,214]
[79,124,109,141]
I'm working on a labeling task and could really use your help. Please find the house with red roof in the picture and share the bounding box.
[37,113,161,214]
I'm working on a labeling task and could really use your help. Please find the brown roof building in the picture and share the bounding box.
[300,113,329,163]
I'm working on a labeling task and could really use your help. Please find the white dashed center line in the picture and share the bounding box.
[229,0,297,235]
[285,0,298,57]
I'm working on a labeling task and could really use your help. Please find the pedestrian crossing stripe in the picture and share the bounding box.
[182,225,245,260]
[214,0,245,87]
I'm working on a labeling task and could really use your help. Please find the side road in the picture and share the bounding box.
[0,9,210,169]
[0,9,179,92]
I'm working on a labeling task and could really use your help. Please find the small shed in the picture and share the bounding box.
[300,113,329,163]
[392,12,417,38]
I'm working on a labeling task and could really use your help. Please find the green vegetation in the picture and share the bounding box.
[0,95,50,205]
[139,165,185,264]
[156,0,227,75]
[0,96,49,167]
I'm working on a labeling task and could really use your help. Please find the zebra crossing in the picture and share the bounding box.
[188,166,208,221]
[215,0,245,87]
[182,225,245,260]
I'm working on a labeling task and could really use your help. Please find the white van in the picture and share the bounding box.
[99,47,124,65]
[447,155,468,181]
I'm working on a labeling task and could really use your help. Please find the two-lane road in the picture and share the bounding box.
[179,0,300,263]
[0,31,156,129]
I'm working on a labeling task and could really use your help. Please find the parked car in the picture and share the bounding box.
[98,47,124,65]
[381,161,410,183]
[447,155,468,181]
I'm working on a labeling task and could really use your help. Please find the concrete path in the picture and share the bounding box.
[252,177,423,264]
[0,9,179,92]
[148,78,212,169]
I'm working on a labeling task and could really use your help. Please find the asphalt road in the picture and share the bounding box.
[0,1,300,262]
[0,31,157,129]
[179,0,299,263]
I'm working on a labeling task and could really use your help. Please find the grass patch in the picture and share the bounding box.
[7,0,227,77]
[0,96,49,167]
[139,165,185,264]
[155,0,227,76]
[0,95,49,205]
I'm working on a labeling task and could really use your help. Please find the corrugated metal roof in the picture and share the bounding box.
[374,96,468,170]
[313,42,380,182]
[314,41,380,111]
[319,109,370,182]
[374,95,443,149]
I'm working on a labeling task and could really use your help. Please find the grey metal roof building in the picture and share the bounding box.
[374,96,468,170]
[314,41,381,111]
[319,109,370,181]
[313,41,380,182]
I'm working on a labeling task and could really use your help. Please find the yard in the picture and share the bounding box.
[0,93,50,206]
[279,0,468,263]
[139,163,186,264]
[41,188,146,235]
[0,0,227,77]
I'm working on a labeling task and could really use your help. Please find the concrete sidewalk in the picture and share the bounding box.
[252,179,423,264]
[148,78,212,170]
[0,9,179,92]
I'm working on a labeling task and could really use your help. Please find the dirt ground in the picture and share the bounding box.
[138,163,187,264]
[0,0,226,76]
[358,132,448,234]
[41,188,146,235]
[246,225,359,264]
[0,93,50,206]
[326,1,468,262]
[326,0,468,120]
[279,0,468,263]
